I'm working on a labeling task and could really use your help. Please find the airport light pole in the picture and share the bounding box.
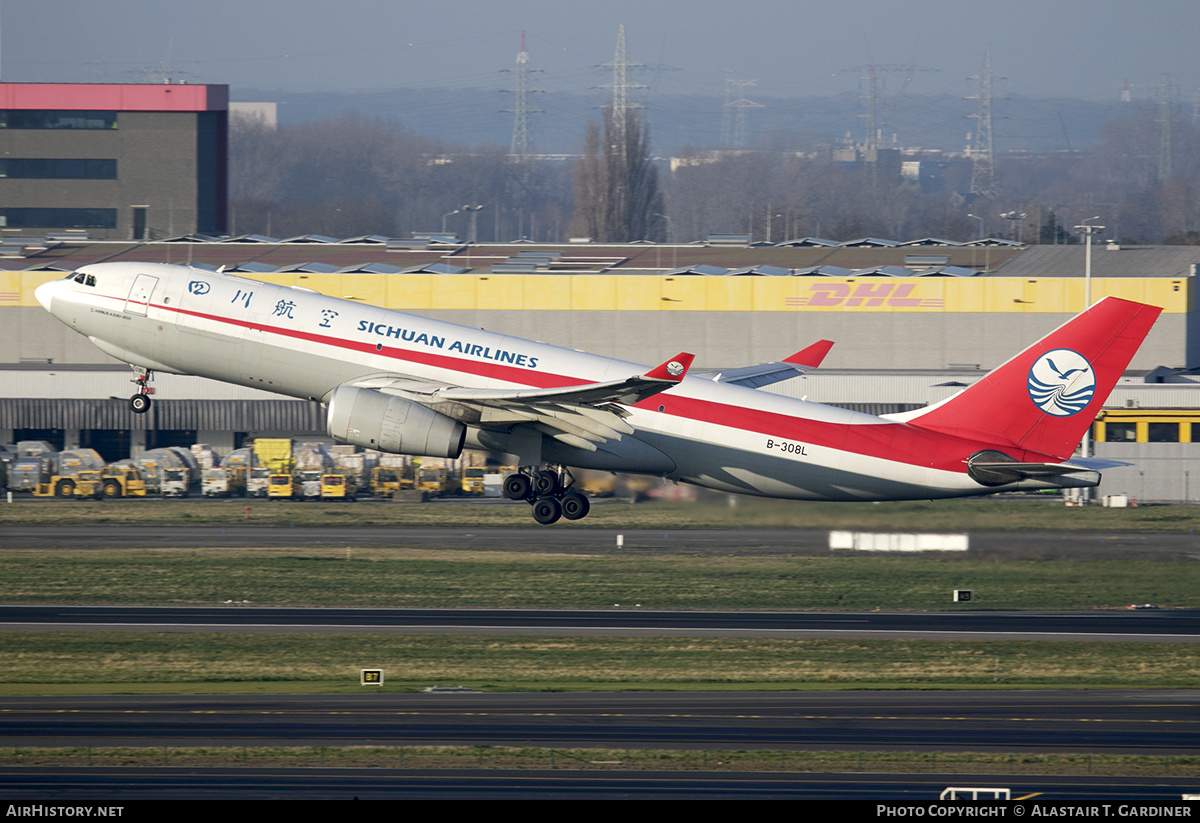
[441,209,460,235]
[1073,217,1104,505]
[461,204,485,244]
[966,213,984,241]
[966,214,989,271]
[1074,217,1104,307]
[654,213,675,268]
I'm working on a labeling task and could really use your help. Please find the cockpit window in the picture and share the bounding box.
[69,272,96,286]
[85,274,95,286]
[72,273,85,283]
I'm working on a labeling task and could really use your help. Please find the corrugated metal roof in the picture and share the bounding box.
[989,245,1200,279]
[665,264,729,276]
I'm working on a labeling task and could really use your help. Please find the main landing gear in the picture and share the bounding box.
[129,366,155,414]
[502,466,591,525]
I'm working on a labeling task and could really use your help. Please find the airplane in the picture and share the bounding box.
[35,261,1161,524]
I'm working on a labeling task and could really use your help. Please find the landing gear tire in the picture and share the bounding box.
[533,469,559,497]
[129,393,151,414]
[531,496,562,525]
[502,473,532,501]
[561,492,590,521]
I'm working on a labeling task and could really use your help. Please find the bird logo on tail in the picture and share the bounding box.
[1027,349,1096,417]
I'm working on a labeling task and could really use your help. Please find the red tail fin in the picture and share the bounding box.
[906,297,1162,460]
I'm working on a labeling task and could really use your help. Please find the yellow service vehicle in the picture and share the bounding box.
[461,466,487,496]
[320,473,358,500]
[267,473,296,499]
[97,467,147,498]
[369,466,402,498]
[417,466,450,496]
[34,472,103,499]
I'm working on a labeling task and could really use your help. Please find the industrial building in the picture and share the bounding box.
[0,83,228,241]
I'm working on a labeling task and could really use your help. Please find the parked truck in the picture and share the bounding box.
[202,466,247,498]
[320,472,358,500]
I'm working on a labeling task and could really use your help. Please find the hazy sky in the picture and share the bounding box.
[4,0,1198,105]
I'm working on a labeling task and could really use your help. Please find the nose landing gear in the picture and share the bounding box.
[129,366,155,414]
[502,466,591,525]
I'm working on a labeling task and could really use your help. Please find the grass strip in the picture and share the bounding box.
[6,496,1200,531]
[1,633,1197,692]
[2,547,1196,610]
[2,745,1197,776]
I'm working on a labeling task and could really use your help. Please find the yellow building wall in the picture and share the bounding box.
[10,271,1191,314]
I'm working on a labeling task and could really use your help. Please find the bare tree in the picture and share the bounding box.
[570,108,665,242]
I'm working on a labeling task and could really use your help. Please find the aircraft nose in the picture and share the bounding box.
[34,280,56,313]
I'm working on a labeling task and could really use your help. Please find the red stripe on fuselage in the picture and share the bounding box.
[164,301,583,389]
[643,394,1051,475]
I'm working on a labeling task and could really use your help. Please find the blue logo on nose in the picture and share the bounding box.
[187,281,210,295]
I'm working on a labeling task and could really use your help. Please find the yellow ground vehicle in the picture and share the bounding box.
[320,473,358,500]
[370,466,399,497]
[267,473,296,499]
[461,466,487,496]
[417,466,451,496]
[96,467,147,498]
[34,472,102,499]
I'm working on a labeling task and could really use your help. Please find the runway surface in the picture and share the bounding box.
[3,691,1197,754]
[3,692,1198,800]
[2,604,1199,642]
[3,768,1197,801]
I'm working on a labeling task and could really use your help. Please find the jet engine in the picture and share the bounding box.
[326,386,465,458]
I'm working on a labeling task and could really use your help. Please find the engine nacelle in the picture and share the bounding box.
[326,386,466,458]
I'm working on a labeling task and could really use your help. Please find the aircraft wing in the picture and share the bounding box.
[697,340,833,389]
[349,352,696,452]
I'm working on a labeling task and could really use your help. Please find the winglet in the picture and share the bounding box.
[643,352,695,382]
[783,340,834,369]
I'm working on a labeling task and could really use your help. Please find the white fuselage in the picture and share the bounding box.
[35,261,1046,501]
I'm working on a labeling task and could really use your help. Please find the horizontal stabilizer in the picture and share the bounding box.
[967,450,1102,489]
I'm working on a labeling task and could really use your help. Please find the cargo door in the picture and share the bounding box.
[124,274,159,316]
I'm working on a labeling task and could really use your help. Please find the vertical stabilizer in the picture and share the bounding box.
[904,297,1161,459]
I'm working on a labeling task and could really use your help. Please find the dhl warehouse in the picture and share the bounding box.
[2,83,1200,500]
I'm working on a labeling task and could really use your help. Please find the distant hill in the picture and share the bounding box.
[236,86,1129,158]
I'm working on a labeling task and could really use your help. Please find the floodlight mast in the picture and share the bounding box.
[1075,217,1104,307]
[1073,216,1104,504]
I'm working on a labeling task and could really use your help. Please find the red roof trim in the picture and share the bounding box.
[0,83,227,112]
